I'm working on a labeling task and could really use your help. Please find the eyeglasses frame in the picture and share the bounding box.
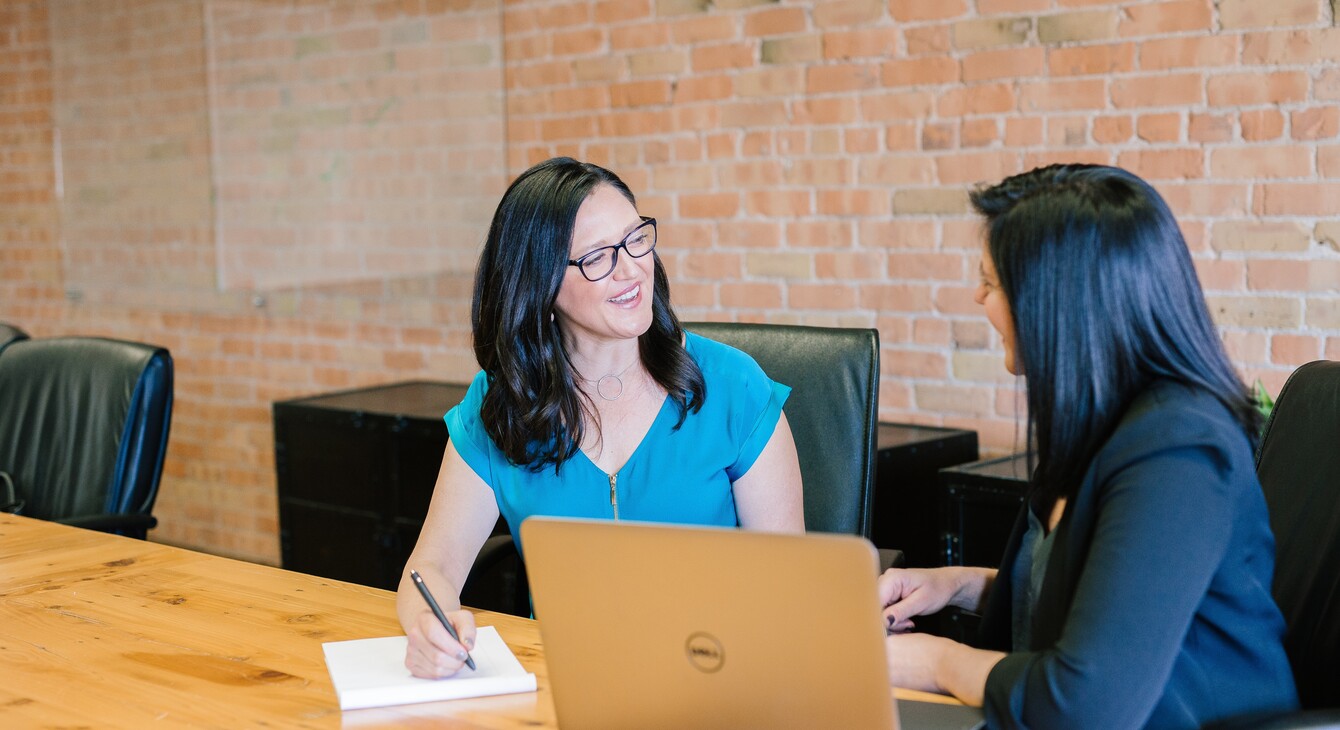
[567,216,658,282]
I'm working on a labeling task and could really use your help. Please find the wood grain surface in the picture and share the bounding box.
[0,514,956,728]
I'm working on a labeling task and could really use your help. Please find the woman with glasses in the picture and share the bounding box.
[878,165,1298,727]
[397,157,803,678]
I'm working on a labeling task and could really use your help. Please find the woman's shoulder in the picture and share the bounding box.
[1099,380,1254,480]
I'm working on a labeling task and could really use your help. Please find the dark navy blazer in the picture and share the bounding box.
[979,381,1298,729]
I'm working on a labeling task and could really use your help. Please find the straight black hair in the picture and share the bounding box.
[970,164,1261,505]
[472,157,705,471]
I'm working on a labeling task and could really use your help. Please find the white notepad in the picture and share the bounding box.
[322,625,537,711]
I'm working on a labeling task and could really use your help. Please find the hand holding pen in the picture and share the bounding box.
[409,569,477,674]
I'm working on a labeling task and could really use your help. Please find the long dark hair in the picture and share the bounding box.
[471,157,705,471]
[970,164,1261,505]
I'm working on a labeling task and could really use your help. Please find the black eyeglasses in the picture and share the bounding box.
[567,217,658,282]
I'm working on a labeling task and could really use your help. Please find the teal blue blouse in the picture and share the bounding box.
[445,332,790,552]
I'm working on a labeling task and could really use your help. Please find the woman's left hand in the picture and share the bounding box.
[884,632,952,693]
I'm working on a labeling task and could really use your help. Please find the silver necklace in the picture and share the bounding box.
[581,359,639,401]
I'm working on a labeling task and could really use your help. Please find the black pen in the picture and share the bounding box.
[409,569,476,671]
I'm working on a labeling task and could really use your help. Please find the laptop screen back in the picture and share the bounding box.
[522,517,898,730]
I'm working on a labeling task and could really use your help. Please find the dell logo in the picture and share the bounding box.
[685,632,725,673]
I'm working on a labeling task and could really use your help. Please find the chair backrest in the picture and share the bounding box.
[0,322,29,352]
[0,337,173,538]
[684,322,880,537]
[1255,359,1340,709]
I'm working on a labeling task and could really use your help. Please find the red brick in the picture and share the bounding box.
[890,0,968,21]
[923,122,956,150]
[1207,72,1309,106]
[737,66,805,97]
[817,189,892,216]
[860,283,934,312]
[1048,115,1089,147]
[720,221,783,247]
[787,220,853,248]
[1241,109,1286,141]
[674,75,733,103]
[938,82,1015,115]
[859,155,937,185]
[977,0,1049,11]
[1271,334,1321,366]
[671,14,736,44]
[680,192,739,218]
[813,0,885,28]
[961,118,1000,147]
[1255,183,1340,215]
[1137,113,1181,143]
[1115,149,1204,180]
[1211,147,1313,179]
[1220,0,1323,29]
[1122,1,1213,35]
[1139,36,1237,70]
[815,251,887,279]
[1188,113,1233,143]
[937,151,1020,184]
[807,63,880,93]
[1241,28,1340,65]
[1005,117,1044,146]
[1110,73,1204,108]
[1292,107,1340,141]
[1048,43,1134,77]
[824,28,900,59]
[844,128,881,154]
[881,57,962,87]
[691,43,754,72]
[888,252,965,280]
[1322,145,1340,179]
[1019,78,1106,111]
[743,7,806,36]
[1248,260,1315,292]
[595,0,652,24]
[863,90,935,121]
[904,25,951,55]
[744,190,811,217]
[790,283,858,310]
[965,48,1045,82]
[720,282,782,309]
[1088,113,1130,141]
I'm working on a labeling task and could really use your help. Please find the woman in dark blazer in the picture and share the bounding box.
[880,165,1299,728]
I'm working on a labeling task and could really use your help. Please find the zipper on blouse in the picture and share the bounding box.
[608,471,619,520]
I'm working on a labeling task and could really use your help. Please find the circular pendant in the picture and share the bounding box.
[595,374,624,401]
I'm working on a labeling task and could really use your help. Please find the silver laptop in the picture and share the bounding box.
[522,517,985,730]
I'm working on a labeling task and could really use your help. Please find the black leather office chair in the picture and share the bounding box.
[0,322,29,352]
[684,321,883,540]
[1251,360,1340,720]
[0,337,174,539]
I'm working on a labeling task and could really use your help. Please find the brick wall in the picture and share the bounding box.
[2,0,1338,563]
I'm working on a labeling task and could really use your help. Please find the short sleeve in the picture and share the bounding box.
[682,333,792,483]
[444,370,496,488]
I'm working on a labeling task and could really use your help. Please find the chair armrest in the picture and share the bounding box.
[878,548,905,573]
[472,534,520,574]
[56,513,158,539]
[1203,709,1340,730]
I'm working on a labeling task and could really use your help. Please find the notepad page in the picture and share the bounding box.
[323,625,537,711]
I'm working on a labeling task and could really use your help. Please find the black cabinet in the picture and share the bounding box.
[273,381,468,590]
[871,423,979,568]
[939,453,1030,568]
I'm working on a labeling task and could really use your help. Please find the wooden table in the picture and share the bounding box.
[0,514,957,728]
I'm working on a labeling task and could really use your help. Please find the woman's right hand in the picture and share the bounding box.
[404,607,478,679]
[878,567,988,633]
